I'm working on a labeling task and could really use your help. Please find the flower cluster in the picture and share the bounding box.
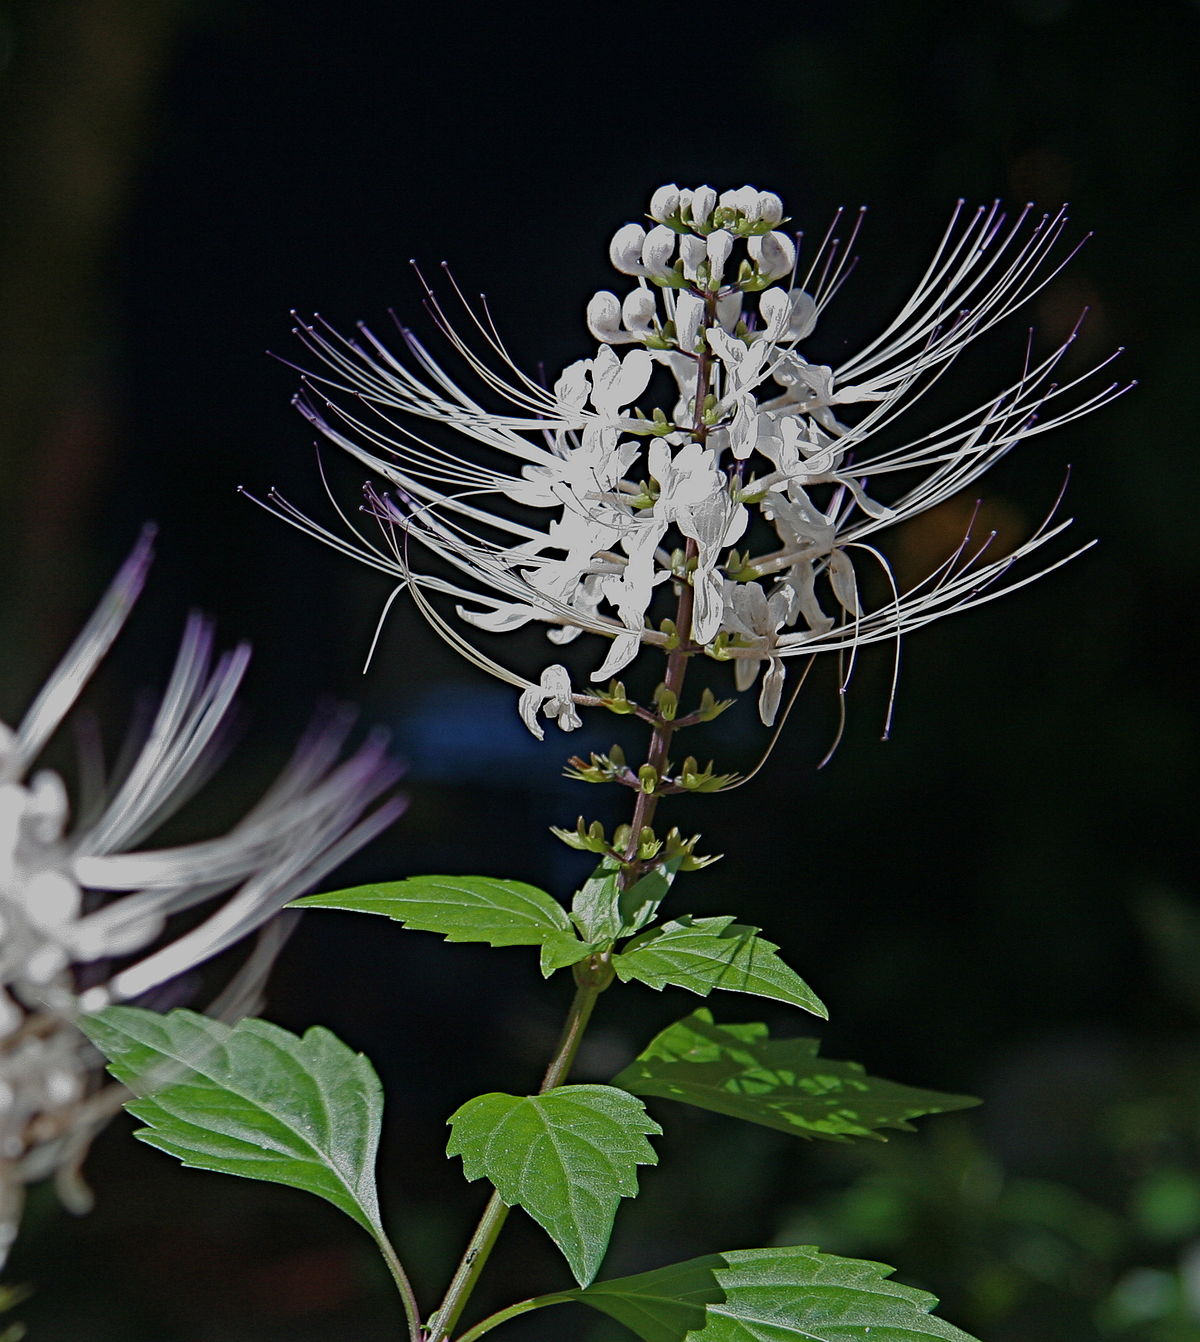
[0,528,403,1259]
[254,184,1124,732]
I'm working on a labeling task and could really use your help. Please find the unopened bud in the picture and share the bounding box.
[674,292,704,353]
[586,291,623,343]
[610,223,647,275]
[688,185,717,229]
[641,225,677,279]
[621,288,657,335]
[706,230,734,287]
[748,231,797,283]
[754,192,785,227]
[649,184,681,223]
[678,234,706,283]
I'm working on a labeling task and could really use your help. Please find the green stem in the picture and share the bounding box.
[427,973,609,1342]
[373,1225,423,1342]
[455,1293,572,1342]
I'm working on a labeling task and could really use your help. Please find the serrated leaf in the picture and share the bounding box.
[613,1010,978,1141]
[446,1084,661,1286]
[292,875,576,952]
[565,1244,979,1342]
[613,917,826,1018]
[571,857,624,942]
[81,1007,384,1237]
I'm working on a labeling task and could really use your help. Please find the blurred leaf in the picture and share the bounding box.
[614,923,827,1017]
[82,1007,385,1238]
[446,1085,660,1286]
[614,1010,977,1140]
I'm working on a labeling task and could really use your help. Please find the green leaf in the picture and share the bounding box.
[539,933,603,976]
[618,857,682,935]
[292,875,577,952]
[613,1010,978,1141]
[80,1007,385,1237]
[446,1084,661,1286]
[571,856,684,945]
[613,917,826,1018]
[571,857,624,942]
[565,1244,979,1342]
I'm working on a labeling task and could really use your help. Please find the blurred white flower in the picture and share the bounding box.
[252,185,1127,731]
[0,526,403,1261]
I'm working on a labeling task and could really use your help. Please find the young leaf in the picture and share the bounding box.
[613,917,826,1018]
[617,856,682,936]
[292,875,577,951]
[539,933,603,977]
[81,1007,385,1237]
[446,1084,661,1286]
[613,1010,978,1141]
[565,1243,979,1342]
[570,857,624,942]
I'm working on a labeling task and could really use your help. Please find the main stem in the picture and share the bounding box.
[427,288,720,1342]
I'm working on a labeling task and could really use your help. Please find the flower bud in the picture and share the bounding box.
[706,230,734,286]
[674,291,704,353]
[586,291,623,343]
[719,185,758,217]
[687,185,717,229]
[610,223,647,275]
[748,231,797,282]
[678,234,706,283]
[621,288,657,335]
[641,224,677,279]
[754,192,785,226]
[648,183,680,223]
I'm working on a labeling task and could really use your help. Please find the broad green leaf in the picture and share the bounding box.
[613,917,826,1018]
[81,1007,384,1236]
[565,1243,979,1342]
[571,857,624,942]
[292,875,576,952]
[446,1084,661,1286]
[613,1010,978,1141]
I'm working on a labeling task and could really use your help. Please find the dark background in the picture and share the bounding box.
[2,1,1198,1339]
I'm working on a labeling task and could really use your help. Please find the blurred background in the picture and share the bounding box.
[1,0,1197,1338]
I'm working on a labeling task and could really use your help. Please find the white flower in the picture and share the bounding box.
[0,528,403,1258]
[518,665,582,740]
[253,186,1126,732]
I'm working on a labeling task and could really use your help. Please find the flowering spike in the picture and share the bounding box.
[256,182,1124,736]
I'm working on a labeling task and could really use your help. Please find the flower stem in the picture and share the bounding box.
[426,970,609,1342]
